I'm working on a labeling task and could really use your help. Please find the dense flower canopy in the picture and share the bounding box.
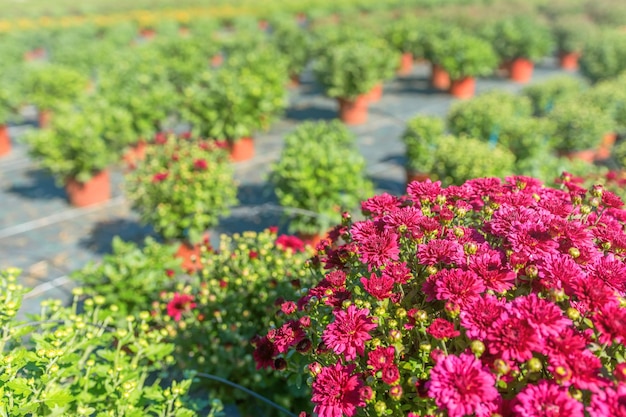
[254,174,626,417]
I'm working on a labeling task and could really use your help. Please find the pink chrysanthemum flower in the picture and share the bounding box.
[536,253,585,292]
[487,313,540,363]
[428,352,499,417]
[383,262,412,284]
[322,305,377,361]
[432,268,485,308]
[311,363,365,417]
[511,294,571,339]
[591,303,626,346]
[361,193,403,217]
[460,294,507,340]
[367,346,395,372]
[166,293,196,322]
[276,234,306,252]
[269,320,305,353]
[407,179,443,204]
[587,253,626,294]
[468,249,516,293]
[252,335,278,370]
[417,239,465,267]
[588,382,626,416]
[548,350,608,391]
[382,206,426,238]
[360,272,395,300]
[352,221,400,269]
[426,318,460,340]
[512,380,584,417]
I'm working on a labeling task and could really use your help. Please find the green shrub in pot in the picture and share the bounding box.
[552,14,596,56]
[431,30,498,81]
[22,63,88,111]
[579,29,626,83]
[447,90,532,141]
[23,104,116,186]
[183,47,288,142]
[384,16,421,57]
[269,120,373,235]
[547,101,615,153]
[482,15,554,63]
[313,39,395,100]
[151,36,208,92]
[124,135,238,245]
[430,135,516,185]
[521,75,587,116]
[496,116,555,164]
[99,46,178,141]
[402,115,446,176]
[578,73,626,134]
[269,20,312,81]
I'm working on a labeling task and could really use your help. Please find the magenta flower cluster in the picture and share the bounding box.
[254,174,626,417]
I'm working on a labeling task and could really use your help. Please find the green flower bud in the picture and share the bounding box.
[526,357,542,373]
[470,340,485,357]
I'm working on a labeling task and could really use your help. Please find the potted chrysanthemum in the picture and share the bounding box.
[254,174,626,417]
[124,134,238,271]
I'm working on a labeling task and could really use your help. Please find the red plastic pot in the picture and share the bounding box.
[0,124,10,157]
[176,237,207,272]
[431,64,451,90]
[508,58,534,83]
[228,137,255,162]
[398,52,414,76]
[364,83,383,103]
[560,149,596,164]
[65,169,111,207]
[338,95,369,125]
[449,77,476,99]
[38,109,52,129]
[596,132,618,161]
[406,170,431,185]
[558,52,580,71]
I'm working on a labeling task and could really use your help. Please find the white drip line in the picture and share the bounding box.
[23,275,72,300]
[0,196,125,240]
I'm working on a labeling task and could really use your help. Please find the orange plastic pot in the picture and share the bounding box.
[558,52,580,71]
[431,64,451,90]
[122,140,148,169]
[228,137,255,162]
[596,132,618,161]
[398,52,414,76]
[560,149,596,164]
[38,109,52,129]
[176,238,206,272]
[364,83,383,103]
[0,125,10,157]
[65,169,111,207]
[338,95,369,125]
[449,77,476,99]
[508,58,534,83]
[406,170,430,185]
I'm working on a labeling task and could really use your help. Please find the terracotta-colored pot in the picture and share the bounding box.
[364,83,383,103]
[0,124,10,156]
[406,169,431,185]
[65,169,111,207]
[210,54,224,67]
[258,20,269,31]
[176,238,206,272]
[140,29,156,40]
[179,27,190,37]
[338,95,369,125]
[560,149,596,164]
[431,64,451,90]
[297,231,328,249]
[228,137,255,162]
[558,51,580,71]
[508,58,534,83]
[398,52,414,76]
[596,132,618,161]
[449,77,476,99]
[24,47,45,62]
[38,109,52,129]
[296,12,307,24]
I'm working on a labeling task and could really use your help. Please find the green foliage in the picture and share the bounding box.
[0,269,219,417]
[270,21,312,77]
[578,74,626,132]
[402,115,446,174]
[99,46,178,140]
[23,103,117,184]
[447,90,532,141]
[48,32,116,77]
[552,14,596,54]
[183,47,288,141]
[430,135,516,185]
[269,121,374,234]
[384,16,421,54]
[612,138,626,169]
[579,29,626,83]
[313,39,396,99]
[152,229,318,416]
[0,68,23,124]
[483,15,554,62]
[432,31,498,80]
[547,101,615,152]
[496,116,555,164]
[125,135,238,244]
[150,37,208,92]
[71,237,183,316]
[22,63,88,110]
[521,75,587,116]
[100,20,140,47]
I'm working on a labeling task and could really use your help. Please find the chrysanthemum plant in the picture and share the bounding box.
[255,175,626,417]
[0,268,222,417]
[124,134,238,245]
[150,229,318,416]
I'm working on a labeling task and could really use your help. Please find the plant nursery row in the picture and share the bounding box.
[2,0,626,416]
